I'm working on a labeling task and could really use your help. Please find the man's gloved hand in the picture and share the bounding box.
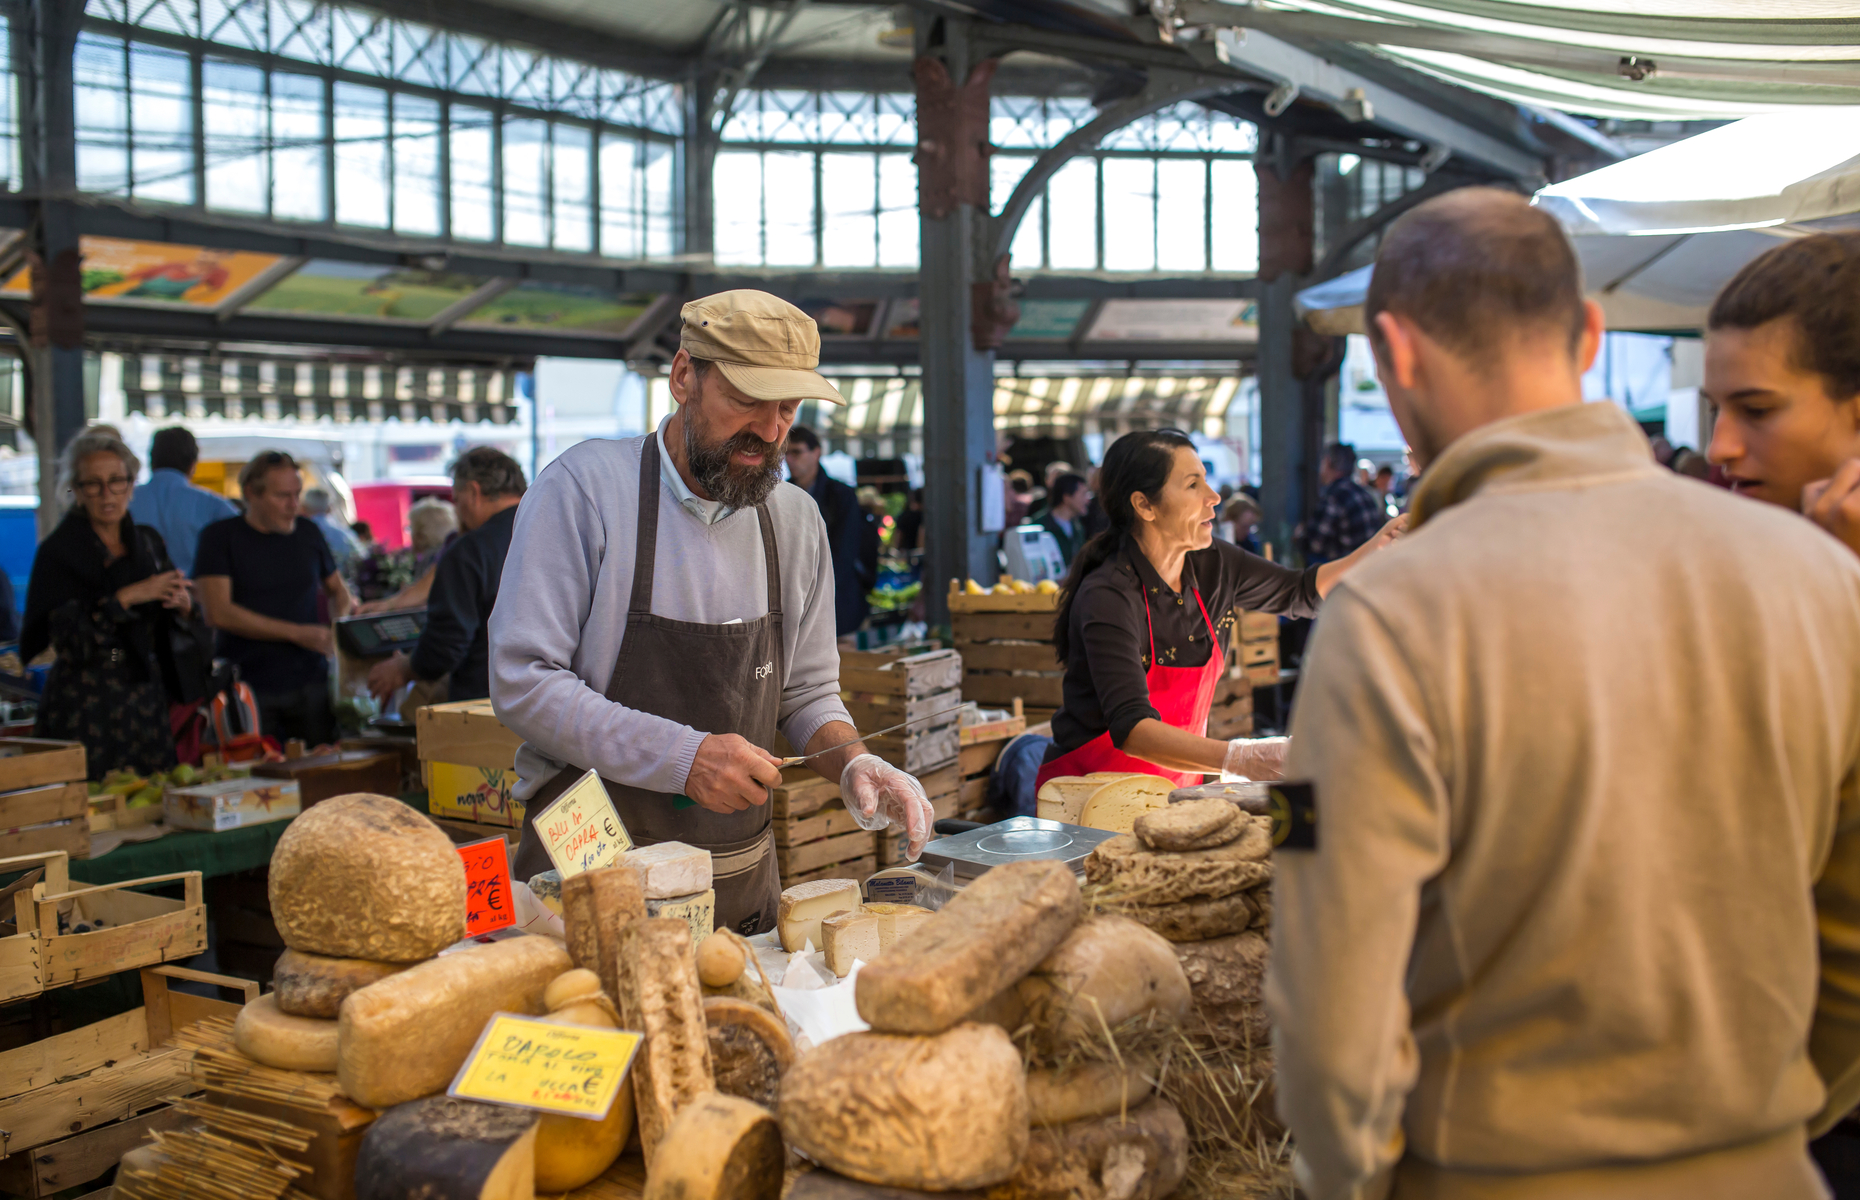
[841,753,936,859]
[1222,736,1290,783]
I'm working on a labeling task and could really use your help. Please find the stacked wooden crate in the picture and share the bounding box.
[415,699,526,841]
[840,647,966,873]
[949,583,1064,726]
[1237,610,1281,686]
[1207,612,1274,740]
[772,768,872,887]
[0,739,89,862]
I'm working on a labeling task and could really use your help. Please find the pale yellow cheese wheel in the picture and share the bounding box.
[1077,774,1176,834]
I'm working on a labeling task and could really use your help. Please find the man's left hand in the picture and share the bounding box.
[1805,460,1860,559]
[367,651,415,704]
[841,754,936,859]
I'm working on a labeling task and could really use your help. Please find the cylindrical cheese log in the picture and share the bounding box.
[1017,916,1192,1051]
[855,860,1082,1035]
[779,1022,1028,1191]
[641,1093,784,1200]
[233,992,339,1073]
[273,948,409,1019]
[338,934,572,1109]
[355,1096,538,1200]
[269,793,466,962]
[615,918,715,1172]
[1026,1058,1158,1127]
[991,1098,1188,1200]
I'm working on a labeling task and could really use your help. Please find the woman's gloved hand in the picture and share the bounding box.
[840,753,936,859]
[1222,736,1290,783]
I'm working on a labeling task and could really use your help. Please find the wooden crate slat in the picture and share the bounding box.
[772,778,839,820]
[783,855,877,889]
[868,726,959,774]
[0,1046,190,1157]
[1246,663,1286,686]
[0,821,87,865]
[3,1103,188,1196]
[959,776,988,809]
[0,740,87,795]
[962,673,1066,708]
[1239,611,1278,641]
[842,691,964,733]
[1239,641,1279,667]
[957,642,1061,673]
[945,586,1060,614]
[773,802,866,849]
[775,830,877,877]
[953,613,1058,642]
[920,762,961,800]
[0,1008,146,1102]
[840,650,964,698]
[36,873,208,988]
[0,783,88,831]
[959,739,1009,777]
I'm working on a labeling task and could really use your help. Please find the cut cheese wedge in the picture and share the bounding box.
[821,903,934,977]
[778,878,860,952]
[234,992,339,1073]
[1036,773,1144,825]
[1077,774,1176,835]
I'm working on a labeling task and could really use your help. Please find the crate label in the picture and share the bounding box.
[449,1012,641,1120]
[458,836,516,937]
[429,762,520,824]
[535,769,633,879]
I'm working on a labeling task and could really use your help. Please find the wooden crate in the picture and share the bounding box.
[946,585,1061,615]
[952,585,1066,714]
[0,850,68,1003]
[783,855,877,888]
[32,872,208,989]
[0,781,88,862]
[922,761,962,823]
[776,829,876,878]
[772,774,839,820]
[840,648,963,698]
[0,739,87,793]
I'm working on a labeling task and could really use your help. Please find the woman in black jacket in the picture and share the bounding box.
[23,432,194,778]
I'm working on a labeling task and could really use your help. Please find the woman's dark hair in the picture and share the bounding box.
[1709,230,1860,401]
[1051,428,1196,663]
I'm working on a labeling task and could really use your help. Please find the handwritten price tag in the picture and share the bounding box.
[535,769,633,879]
[457,836,515,937]
[448,1013,642,1120]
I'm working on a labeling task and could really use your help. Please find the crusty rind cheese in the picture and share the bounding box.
[563,863,646,1001]
[268,793,466,962]
[1077,775,1176,835]
[1082,820,1273,904]
[272,948,409,1020]
[355,1095,538,1200]
[779,1022,1028,1191]
[1110,889,1257,942]
[704,995,795,1110]
[624,841,713,899]
[337,934,571,1109]
[778,878,861,952]
[1017,916,1192,1051]
[991,1098,1188,1200]
[856,860,1081,1035]
[1173,929,1269,1010]
[1132,798,1242,852]
[641,1092,784,1200]
[615,918,715,1171]
[1025,1058,1158,1127]
[233,992,339,1073]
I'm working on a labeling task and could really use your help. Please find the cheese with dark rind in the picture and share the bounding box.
[704,995,795,1109]
[1081,821,1273,904]
[268,793,466,962]
[1017,916,1192,1051]
[641,1093,784,1200]
[233,992,339,1072]
[986,1098,1188,1200]
[779,1022,1029,1191]
[562,863,647,1002]
[1132,798,1241,852]
[355,1095,538,1200]
[1025,1058,1157,1127]
[1174,929,1269,1009]
[337,934,572,1109]
[272,947,409,1019]
[1109,889,1257,942]
[855,860,1082,1034]
[614,917,715,1171]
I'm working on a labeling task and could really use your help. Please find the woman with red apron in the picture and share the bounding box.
[1037,430,1400,791]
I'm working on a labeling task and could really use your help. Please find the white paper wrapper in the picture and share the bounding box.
[772,959,870,1049]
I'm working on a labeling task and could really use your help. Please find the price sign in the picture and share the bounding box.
[448,1013,642,1120]
[457,836,515,937]
[535,769,633,879]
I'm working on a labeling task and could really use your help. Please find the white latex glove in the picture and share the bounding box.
[840,753,936,860]
[1221,736,1289,783]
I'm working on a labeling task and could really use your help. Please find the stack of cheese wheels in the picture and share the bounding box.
[1037,771,1178,834]
[1089,797,1276,1046]
[776,860,1194,1198]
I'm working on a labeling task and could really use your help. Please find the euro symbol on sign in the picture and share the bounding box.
[602,817,618,838]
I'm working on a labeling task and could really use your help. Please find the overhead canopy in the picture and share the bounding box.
[1295,107,1860,333]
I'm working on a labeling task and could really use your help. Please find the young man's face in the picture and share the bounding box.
[1706,317,1860,512]
[784,441,822,485]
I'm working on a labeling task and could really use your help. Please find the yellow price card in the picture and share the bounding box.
[535,768,634,879]
[448,1013,643,1120]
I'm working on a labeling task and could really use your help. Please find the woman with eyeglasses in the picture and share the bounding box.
[22,432,195,778]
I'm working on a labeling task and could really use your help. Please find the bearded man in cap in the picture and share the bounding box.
[492,291,935,934]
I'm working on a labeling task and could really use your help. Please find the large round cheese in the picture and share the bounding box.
[779,1022,1028,1191]
[233,993,339,1073]
[1082,821,1273,904]
[269,793,466,962]
[1026,1058,1157,1127]
[356,1096,538,1200]
[1017,916,1192,1052]
[642,1094,783,1200]
[273,948,409,1019]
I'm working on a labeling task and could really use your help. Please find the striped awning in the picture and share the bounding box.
[119,352,523,426]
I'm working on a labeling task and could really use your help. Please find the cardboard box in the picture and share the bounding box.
[416,700,523,771]
[164,778,301,832]
[425,761,524,827]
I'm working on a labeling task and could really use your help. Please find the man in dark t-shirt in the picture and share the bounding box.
[196,451,353,744]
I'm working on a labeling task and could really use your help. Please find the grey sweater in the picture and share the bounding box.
[489,426,851,803]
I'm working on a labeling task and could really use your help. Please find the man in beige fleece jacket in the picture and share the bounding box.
[1268,188,1860,1200]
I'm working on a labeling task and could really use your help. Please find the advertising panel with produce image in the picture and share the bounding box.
[457,283,655,336]
[0,237,282,306]
[245,259,488,323]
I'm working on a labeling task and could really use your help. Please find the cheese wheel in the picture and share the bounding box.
[535,977,634,1192]
[1077,776,1175,835]
[993,1098,1188,1200]
[1113,889,1257,943]
[1034,777,1100,826]
[1174,929,1269,1010]
[268,793,466,962]
[856,860,1081,1035]
[778,1023,1028,1191]
[355,1096,538,1200]
[233,992,339,1073]
[642,1093,783,1200]
[704,995,795,1109]
[1017,916,1192,1052]
[544,967,604,1011]
[272,948,409,1019]
[1026,1058,1158,1127]
[1082,821,1273,904]
[1132,798,1241,852]
[338,934,573,1109]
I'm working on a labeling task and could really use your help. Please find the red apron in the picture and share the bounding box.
[1037,583,1225,791]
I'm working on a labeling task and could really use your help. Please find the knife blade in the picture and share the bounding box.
[776,704,970,768]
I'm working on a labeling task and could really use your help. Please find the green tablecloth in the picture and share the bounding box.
[66,791,434,887]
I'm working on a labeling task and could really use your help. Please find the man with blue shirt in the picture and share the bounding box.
[129,427,234,576]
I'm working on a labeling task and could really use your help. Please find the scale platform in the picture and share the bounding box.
[917,815,1119,881]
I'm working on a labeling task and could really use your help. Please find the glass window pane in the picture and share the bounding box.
[643,140,676,258]
[75,35,129,195]
[393,94,441,236]
[271,72,324,221]
[1210,159,1259,273]
[1046,157,1097,270]
[599,132,640,260]
[762,150,814,267]
[992,154,1040,270]
[333,82,388,227]
[1155,158,1206,272]
[713,149,762,266]
[1102,158,1155,272]
[820,152,875,269]
[450,104,494,240]
[876,151,916,269]
[552,123,592,252]
[502,118,548,246]
[129,43,194,204]
[203,59,265,213]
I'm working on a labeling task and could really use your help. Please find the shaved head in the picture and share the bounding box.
[1366,187,1586,372]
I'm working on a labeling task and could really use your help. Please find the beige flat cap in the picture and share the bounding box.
[679,290,848,405]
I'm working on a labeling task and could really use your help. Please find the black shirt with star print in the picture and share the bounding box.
[1043,539,1320,765]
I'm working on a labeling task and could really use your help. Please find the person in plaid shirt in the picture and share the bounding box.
[1301,442,1388,563]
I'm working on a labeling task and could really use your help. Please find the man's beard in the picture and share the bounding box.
[684,406,784,510]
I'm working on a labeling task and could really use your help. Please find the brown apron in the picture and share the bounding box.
[511,442,784,935]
